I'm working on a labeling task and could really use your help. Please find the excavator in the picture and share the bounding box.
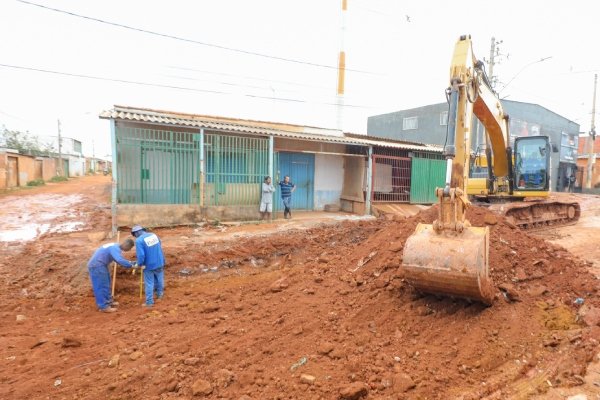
[402,35,580,305]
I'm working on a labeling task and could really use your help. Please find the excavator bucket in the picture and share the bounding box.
[402,223,494,305]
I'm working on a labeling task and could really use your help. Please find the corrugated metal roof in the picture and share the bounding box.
[100,106,442,152]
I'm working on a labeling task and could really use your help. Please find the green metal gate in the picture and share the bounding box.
[204,134,268,206]
[409,153,446,204]
[116,126,201,204]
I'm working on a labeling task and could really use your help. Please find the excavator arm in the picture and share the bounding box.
[438,35,511,232]
[402,35,504,305]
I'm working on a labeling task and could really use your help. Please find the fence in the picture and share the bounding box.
[204,133,269,206]
[371,155,411,203]
[116,126,201,204]
[409,152,446,204]
[116,126,269,207]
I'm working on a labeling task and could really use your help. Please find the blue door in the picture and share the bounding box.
[276,152,314,211]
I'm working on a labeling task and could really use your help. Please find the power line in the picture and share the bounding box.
[15,0,380,75]
[166,65,336,92]
[0,62,376,109]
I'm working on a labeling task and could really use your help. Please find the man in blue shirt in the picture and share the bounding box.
[278,175,296,219]
[132,225,165,307]
[87,239,135,312]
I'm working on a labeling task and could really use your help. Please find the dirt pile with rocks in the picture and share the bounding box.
[1,203,598,399]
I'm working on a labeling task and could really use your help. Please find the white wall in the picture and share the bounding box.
[314,153,344,210]
[68,156,85,177]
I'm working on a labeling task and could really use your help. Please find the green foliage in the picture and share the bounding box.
[1,126,55,156]
[26,179,45,186]
[49,175,68,182]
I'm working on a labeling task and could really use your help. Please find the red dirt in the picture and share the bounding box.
[0,176,598,399]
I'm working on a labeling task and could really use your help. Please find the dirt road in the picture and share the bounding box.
[0,177,598,399]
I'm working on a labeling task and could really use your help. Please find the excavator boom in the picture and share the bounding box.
[402,35,505,305]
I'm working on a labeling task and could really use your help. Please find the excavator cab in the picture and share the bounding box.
[514,136,550,192]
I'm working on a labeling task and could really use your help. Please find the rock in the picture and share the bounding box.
[202,303,220,313]
[238,396,253,400]
[293,326,303,335]
[191,379,212,396]
[108,354,120,368]
[415,306,432,316]
[528,285,548,297]
[578,305,600,327]
[184,357,201,366]
[318,255,331,264]
[514,267,528,282]
[215,369,234,388]
[129,351,143,361]
[483,214,498,225]
[154,347,168,359]
[270,278,289,293]
[393,373,416,392]
[339,382,369,399]
[567,395,588,400]
[16,314,26,322]
[234,303,244,311]
[84,368,91,376]
[389,242,403,252]
[317,342,334,355]
[61,337,82,348]
[498,283,520,302]
[300,374,316,385]
[161,379,179,393]
[329,347,345,360]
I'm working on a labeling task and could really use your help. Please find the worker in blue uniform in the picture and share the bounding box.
[87,239,136,312]
[131,225,165,307]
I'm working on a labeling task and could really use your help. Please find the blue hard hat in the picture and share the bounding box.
[131,225,144,235]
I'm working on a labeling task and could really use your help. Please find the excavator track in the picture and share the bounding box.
[485,201,581,231]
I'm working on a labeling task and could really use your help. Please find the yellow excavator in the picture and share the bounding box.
[402,35,579,304]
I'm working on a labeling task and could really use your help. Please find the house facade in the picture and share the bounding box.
[100,106,443,232]
[368,100,580,192]
[0,149,59,189]
[576,136,600,191]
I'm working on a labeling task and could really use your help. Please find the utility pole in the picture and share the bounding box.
[335,0,347,132]
[486,37,501,90]
[585,74,597,189]
[57,119,63,176]
[488,37,497,87]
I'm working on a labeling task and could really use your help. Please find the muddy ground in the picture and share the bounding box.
[0,176,599,400]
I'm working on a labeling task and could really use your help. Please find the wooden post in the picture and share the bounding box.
[111,231,120,298]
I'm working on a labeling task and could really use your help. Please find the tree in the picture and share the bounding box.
[0,126,50,156]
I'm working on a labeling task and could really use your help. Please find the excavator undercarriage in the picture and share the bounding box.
[475,199,581,230]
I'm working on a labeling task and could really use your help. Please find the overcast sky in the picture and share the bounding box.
[1,0,599,157]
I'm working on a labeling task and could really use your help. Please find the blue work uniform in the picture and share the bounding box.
[135,231,165,306]
[87,243,133,310]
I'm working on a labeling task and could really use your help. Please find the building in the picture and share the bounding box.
[39,135,86,177]
[368,100,580,192]
[576,136,600,190]
[0,149,59,189]
[100,106,443,232]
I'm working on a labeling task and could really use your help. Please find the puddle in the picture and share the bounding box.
[0,194,86,242]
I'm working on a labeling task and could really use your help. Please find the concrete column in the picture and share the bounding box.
[365,146,373,215]
[268,135,274,179]
[110,119,118,236]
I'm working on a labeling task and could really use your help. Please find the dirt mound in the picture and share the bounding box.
[1,204,598,399]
